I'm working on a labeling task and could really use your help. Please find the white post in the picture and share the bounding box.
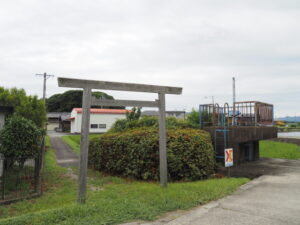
[158,93,168,187]
[78,88,92,204]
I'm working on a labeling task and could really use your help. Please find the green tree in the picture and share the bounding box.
[0,87,27,107]
[126,107,141,121]
[16,96,47,128]
[187,108,200,125]
[46,90,123,112]
[0,116,42,167]
[187,108,213,127]
[0,87,46,128]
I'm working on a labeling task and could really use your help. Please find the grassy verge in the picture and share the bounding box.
[0,179,248,225]
[62,134,102,154]
[260,140,300,159]
[0,136,77,219]
[0,136,249,225]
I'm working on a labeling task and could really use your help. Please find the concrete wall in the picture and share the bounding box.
[204,126,278,165]
[71,112,126,133]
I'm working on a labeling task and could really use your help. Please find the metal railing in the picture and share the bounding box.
[199,101,274,128]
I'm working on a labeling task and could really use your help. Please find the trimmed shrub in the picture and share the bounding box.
[109,116,197,133]
[88,127,215,181]
[0,115,42,159]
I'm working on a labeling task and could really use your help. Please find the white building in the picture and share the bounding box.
[70,108,128,133]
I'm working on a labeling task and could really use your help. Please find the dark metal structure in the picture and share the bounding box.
[199,101,277,164]
[234,101,274,126]
[199,101,274,128]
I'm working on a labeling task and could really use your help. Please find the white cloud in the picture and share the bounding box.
[0,0,299,116]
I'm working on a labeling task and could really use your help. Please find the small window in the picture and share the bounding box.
[99,124,106,129]
[90,124,98,129]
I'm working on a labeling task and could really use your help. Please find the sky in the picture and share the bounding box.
[0,0,299,117]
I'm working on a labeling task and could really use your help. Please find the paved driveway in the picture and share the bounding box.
[48,131,79,167]
[126,158,300,225]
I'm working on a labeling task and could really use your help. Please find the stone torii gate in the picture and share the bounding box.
[58,77,182,204]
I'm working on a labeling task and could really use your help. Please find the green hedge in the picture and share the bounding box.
[109,116,197,133]
[88,127,215,181]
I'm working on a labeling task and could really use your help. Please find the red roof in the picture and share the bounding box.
[73,108,129,114]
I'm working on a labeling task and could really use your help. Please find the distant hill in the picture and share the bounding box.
[46,90,124,112]
[275,116,300,122]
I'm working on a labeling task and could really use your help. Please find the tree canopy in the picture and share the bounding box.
[187,108,200,125]
[46,90,124,112]
[0,87,46,128]
[0,115,42,159]
[126,107,141,121]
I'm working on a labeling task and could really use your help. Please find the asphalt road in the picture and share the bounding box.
[124,158,300,225]
[48,131,79,167]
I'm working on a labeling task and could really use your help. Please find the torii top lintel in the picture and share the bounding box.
[58,77,182,95]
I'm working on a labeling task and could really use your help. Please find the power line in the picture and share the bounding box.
[36,72,54,101]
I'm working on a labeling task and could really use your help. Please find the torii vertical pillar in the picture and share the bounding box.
[78,88,91,204]
[158,93,168,187]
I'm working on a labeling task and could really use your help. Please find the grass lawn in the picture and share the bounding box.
[0,137,249,225]
[260,140,300,160]
[62,134,101,154]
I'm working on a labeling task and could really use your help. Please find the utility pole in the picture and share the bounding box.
[35,72,54,195]
[232,77,236,126]
[36,72,55,101]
